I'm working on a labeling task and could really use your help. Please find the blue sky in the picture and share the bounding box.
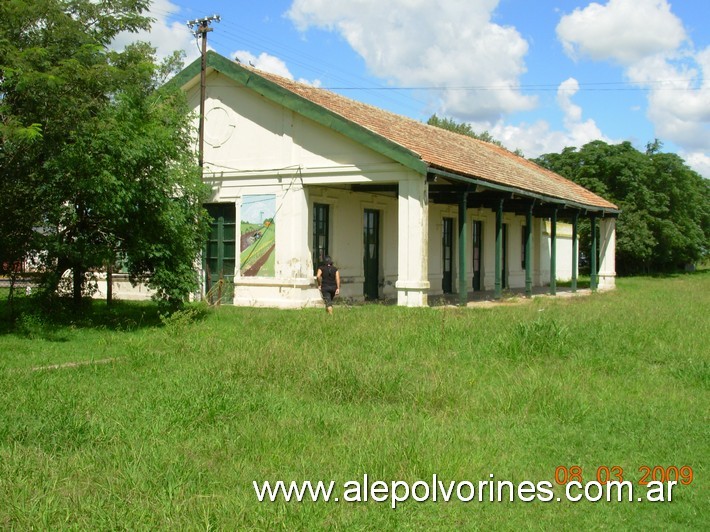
[117,0,710,177]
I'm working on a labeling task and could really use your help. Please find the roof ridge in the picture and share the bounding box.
[201,53,618,212]
[244,62,512,150]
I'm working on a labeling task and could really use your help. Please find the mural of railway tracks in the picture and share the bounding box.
[240,194,276,277]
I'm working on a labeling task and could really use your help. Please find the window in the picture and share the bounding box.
[521,225,527,270]
[313,203,330,274]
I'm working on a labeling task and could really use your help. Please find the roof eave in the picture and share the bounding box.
[428,166,621,216]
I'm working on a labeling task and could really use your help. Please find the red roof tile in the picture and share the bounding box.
[233,61,617,211]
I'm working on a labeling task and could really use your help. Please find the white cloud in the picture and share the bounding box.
[627,49,710,154]
[484,78,608,158]
[556,0,709,176]
[557,78,583,124]
[487,118,606,159]
[232,50,321,86]
[233,50,293,79]
[645,93,710,153]
[683,151,710,179]
[287,0,536,122]
[111,0,199,64]
[556,0,686,65]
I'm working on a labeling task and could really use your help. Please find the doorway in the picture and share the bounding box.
[442,217,454,293]
[363,209,380,300]
[204,203,236,304]
[312,203,330,274]
[502,223,508,289]
[472,220,483,291]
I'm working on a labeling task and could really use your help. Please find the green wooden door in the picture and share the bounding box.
[502,223,508,289]
[442,217,453,293]
[472,220,483,291]
[204,203,236,304]
[363,209,380,300]
[312,203,330,274]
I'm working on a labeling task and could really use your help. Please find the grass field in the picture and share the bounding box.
[0,274,708,529]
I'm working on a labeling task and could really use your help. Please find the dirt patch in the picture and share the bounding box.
[30,357,121,372]
[458,289,594,308]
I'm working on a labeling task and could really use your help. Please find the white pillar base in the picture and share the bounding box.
[598,273,616,290]
[396,280,430,306]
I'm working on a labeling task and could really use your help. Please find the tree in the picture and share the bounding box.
[0,0,209,308]
[533,140,710,274]
[427,114,524,156]
[0,120,42,310]
[645,150,710,270]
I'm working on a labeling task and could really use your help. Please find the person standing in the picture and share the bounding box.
[317,256,340,315]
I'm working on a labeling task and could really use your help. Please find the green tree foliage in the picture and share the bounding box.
[534,140,710,274]
[0,0,209,307]
[427,114,524,156]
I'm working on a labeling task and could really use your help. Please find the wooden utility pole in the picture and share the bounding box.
[187,15,221,169]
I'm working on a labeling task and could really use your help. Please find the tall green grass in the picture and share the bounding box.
[0,274,708,529]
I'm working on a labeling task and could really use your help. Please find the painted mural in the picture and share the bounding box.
[240,194,276,277]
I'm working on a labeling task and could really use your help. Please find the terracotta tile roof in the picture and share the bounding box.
[240,64,618,211]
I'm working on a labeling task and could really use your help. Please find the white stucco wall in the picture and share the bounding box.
[187,70,425,307]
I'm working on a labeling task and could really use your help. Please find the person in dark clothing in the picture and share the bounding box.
[316,255,340,315]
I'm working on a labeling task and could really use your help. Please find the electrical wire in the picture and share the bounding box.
[148,3,431,114]
[150,3,707,102]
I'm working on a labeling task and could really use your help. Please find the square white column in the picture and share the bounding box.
[598,217,617,290]
[396,177,430,306]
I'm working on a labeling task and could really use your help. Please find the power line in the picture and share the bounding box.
[158,4,707,110]
[321,81,708,92]
[152,4,430,114]
[208,26,430,114]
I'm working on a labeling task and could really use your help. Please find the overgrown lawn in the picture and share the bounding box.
[0,274,707,528]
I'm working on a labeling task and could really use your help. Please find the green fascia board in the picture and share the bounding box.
[164,55,203,91]
[168,51,428,175]
[429,167,621,216]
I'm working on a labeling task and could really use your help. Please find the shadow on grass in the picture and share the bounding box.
[556,277,591,289]
[0,296,167,337]
[644,268,710,278]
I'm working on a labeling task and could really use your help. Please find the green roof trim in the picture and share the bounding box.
[170,51,428,175]
[165,55,202,91]
[429,167,621,215]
